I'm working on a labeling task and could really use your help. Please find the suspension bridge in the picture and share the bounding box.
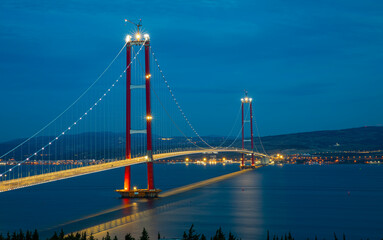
[0,22,269,196]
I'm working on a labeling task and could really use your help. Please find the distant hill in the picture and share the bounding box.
[259,126,383,153]
[0,126,382,159]
[0,132,204,160]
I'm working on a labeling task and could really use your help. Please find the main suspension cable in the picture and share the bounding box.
[254,115,268,156]
[150,47,214,149]
[132,48,206,150]
[0,42,128,160]
[225,105,251,148]
[217,104,242,147]
[0,41,146,178]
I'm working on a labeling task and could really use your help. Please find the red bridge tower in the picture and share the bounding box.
[240,92,255,169]
[116,21,161,198]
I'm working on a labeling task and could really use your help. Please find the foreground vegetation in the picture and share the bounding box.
[0,226,238,240]
[0,226,378,240]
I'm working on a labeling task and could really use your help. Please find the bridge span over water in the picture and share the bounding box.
[0,22,269,197]
[0,148,265,193]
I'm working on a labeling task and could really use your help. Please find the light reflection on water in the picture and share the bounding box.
[1,164,383,240]
[0,163,238,233]
[82,165,383,240]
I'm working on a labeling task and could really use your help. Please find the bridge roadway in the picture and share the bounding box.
[0,148,265,192]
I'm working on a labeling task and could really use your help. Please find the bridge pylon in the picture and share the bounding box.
[116,25,161,198]
[240,91,255,169]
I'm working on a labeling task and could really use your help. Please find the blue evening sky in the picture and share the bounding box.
[0,0,382,142]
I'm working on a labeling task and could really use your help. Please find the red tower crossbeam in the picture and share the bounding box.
[145,42,155,190]
[124,43,132,191]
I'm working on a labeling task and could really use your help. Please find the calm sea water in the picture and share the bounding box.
[1,164,383,240]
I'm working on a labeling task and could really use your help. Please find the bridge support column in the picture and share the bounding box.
[147,161,154,190]
[124,166,131,190]
[250,102,254,166]
[241,102,245,167]
[124,42,132,191]
[145,41,155,190]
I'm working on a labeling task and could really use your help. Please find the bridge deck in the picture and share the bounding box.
[0,149,262,192]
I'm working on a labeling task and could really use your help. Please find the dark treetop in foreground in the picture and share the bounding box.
[1,226,380,240]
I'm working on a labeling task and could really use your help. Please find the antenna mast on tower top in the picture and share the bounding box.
[124,19,149,42]
[125,19,142,34]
